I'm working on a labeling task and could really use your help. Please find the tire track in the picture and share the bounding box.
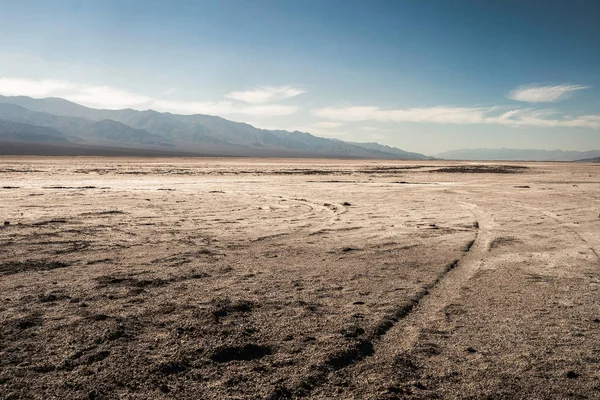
[507,200,600,263]
[539,210,600,262]
[386,202,493,352]
[278,202,490,398]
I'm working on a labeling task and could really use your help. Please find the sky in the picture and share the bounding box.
[0,0,599,155]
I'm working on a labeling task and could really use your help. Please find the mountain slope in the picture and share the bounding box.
[0,95,428,159]
[575,157,600,162]
[113,111,403,157]
[436,148,600,162]
[348,141,433,160]
[0,95,114,121]
[84,119,173,147]
[0,103,173,148]
[0,102,90,138]
[0,119,71,143]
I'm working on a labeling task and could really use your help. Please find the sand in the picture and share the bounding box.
[0,157,599,399]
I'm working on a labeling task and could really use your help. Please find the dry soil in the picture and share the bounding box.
[0,157,599,399]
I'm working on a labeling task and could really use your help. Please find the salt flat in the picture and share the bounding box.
[1,157,599,399]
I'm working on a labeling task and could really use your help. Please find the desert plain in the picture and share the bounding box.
[0,157,599,399]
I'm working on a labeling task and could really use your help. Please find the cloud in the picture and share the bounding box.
[0,77,151,109]
[0,78,70,97]
[225,86,305,104]
[490,109,600,129]
[508,84,589,103]
[287,121,347,138]
[153,100,298,117]
[313,106,490,124]
[313,105,600,129]
[367,133,386,140]
[289,121,349,138]
[299,128,348,138]
[3,77,597,128]
[159,85,304,116]
[313,121,344,129]
[63,85,152,109]
[0,77,301,116]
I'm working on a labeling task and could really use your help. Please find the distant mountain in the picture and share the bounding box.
[0,95,108,121]
[575,157,600,162]
[436,148,600,162]
[0,102,89,140]
[348,141,433,160]
[84,119,173,147]
[0,103,172,148]
[0,119,70,143]
[0,95,428,159]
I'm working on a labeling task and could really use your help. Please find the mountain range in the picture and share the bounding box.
[0,95,431,159]
[1,95,597,161]
[436,148,600,162]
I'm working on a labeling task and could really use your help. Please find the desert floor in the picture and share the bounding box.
[1,157,599,399]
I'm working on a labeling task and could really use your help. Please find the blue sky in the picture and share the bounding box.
[0,0,599,154]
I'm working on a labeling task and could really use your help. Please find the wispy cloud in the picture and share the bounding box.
[0,77,151,109]
[0,78,70,97]
[508,84,589,103]
[153,100,298,117]
[313,106,491,124]
[312,105,600,129]
[225,86,305,104]
[298,128,349,138]
[290,121,348,138]
[0,77,302,117]
[313,121,344,129]
[3,77,597,127]
[63,85,152,109]
[491,109,600,128]
[367,132,386,140]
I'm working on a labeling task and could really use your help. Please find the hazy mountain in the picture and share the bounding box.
[0,103,174,148]
[0,119,70,143]
[0,95,428,159]
[348,141,433,160]
[110,111,405,157]
[84,119,173,147]
[0,95,109,121]
[576,157,600,162]
[0,102,90,138]
[436,148,600,162]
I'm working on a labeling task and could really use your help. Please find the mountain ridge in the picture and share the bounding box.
[1,95,596,161]
[0,95,430,159]
[0,118,71,144]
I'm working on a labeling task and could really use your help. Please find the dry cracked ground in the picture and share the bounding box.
[0,157,599,399]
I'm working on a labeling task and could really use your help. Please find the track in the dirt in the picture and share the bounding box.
[507,200,600,262]
[540,210,600,262]
[377,202,493,353]
[281,202,490,397]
